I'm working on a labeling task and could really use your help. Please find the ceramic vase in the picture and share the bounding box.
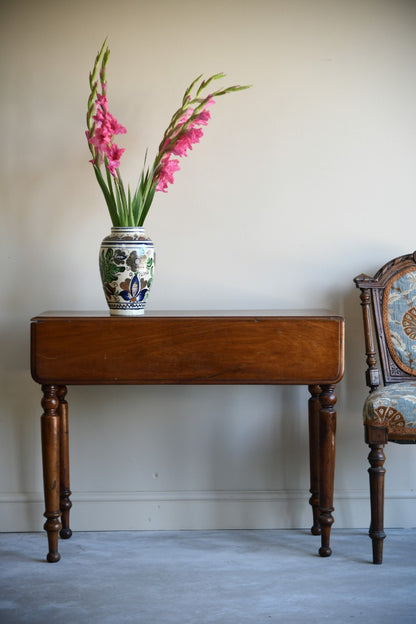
[99,226,155,316]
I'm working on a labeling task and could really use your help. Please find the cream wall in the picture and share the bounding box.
[1,0,416,533]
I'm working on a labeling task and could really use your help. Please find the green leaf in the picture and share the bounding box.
[93,165,120,226]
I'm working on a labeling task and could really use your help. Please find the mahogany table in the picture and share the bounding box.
[30,310,344,562]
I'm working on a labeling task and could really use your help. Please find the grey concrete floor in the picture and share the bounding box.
[0,529,415,623]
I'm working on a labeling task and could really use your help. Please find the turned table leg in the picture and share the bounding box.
[41,384,62,562]
[308,384,322,536]
[57,386,72,539]
[318,384,337,557]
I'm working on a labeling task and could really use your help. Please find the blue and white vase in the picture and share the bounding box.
[99,226,155,316]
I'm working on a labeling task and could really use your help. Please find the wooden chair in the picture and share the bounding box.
[354,252,416,564]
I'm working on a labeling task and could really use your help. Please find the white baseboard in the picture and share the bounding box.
[1,490,415,532]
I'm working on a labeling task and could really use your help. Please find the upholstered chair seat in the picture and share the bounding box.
[363,380,416,437]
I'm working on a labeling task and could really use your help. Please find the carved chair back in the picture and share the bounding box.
[354,252,416,390]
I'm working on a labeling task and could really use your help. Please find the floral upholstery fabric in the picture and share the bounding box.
[384,270,416,375]
[363,381,416,435]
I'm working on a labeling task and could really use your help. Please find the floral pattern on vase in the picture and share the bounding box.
[99,227,155,316]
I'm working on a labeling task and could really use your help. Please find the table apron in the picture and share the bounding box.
[31,317,344,385]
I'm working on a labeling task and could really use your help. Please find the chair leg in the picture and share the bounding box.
[367,442,386,564]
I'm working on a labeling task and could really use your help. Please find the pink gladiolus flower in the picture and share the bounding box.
[188,126,204,143]
[106,112,127,136]
[105,143,125,176]
[171,127,204,157]
[154,100,215,194]
[87,41,249,227]
[96,93,109,113]
[170,137,189,157]
[158,99,214,167]
[178,108,194,125]
[89,92,127,171]
[156,156,180,192]
[93,99,126,137]
[89,127,111,150]
[194,107,212,125]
